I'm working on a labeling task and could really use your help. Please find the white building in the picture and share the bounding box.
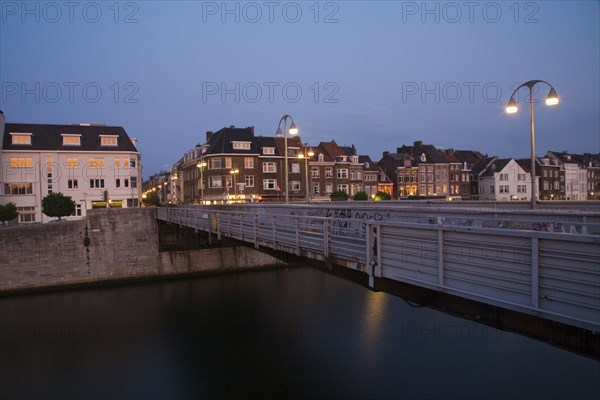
[0,111,142,223]
[546,151,588,201]
[478,158,536,201]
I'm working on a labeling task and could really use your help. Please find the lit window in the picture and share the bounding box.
[263,147,275,155]
[89,159,105,168]
[244,158,254,169]
[11,133,32,145]
[10,158,33,168]
[263,162,277,173]
[100,136,118,146]
[66,158,79,168]
[62,135,81,146]
[232,142,251,150]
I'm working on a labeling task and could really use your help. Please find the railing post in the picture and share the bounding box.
[253,214,259,249]
[438,228,444,287]
[324,219,330,258]
[295,218,301,256]
[531,236,539,309]
[272,215,277,250]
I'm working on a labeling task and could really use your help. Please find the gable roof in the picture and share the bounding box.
[204,126,258,155]
[2,123,138,152]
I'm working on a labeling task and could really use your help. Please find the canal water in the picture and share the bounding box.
[1,266,598,399]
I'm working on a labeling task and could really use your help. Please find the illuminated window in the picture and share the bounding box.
[62,135,81,146]
[263,147,275,155]
[232,142,251,150]
[4,183,33,195]
[11,133,32,145]
[89,159,105,168]
[100,136,118,146]
[244,158,254,169]
[10,158,33,168]
[263,162,277,173]
[66,158,79,168]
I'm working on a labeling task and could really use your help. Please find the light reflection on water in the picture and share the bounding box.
[0,266,598,400]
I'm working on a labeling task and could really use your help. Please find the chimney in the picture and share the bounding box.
[247,126,255,135]
[206,131,213,142]
[396,147,403,154]
[383,151,390,157]
[414,140,423,147]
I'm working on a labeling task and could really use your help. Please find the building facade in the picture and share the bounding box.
[1,113,141,223]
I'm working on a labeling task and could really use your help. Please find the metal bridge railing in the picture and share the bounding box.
[156,206,600,331]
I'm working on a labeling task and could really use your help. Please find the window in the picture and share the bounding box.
[350,171,356,180]
[337,169,348,179]
[244,158,254,169]
[11,133,32,145]
[129,158,136,168]
[291,181,301,191]
[116,179,121,188]
[337,184,349,193]
[291,163,300,173]
[233,141,251,150]
[263,179,277,190]
[311,168,319,178]
[318,154,324,162]
[517,185,527,193]
[71,204,82,217]
[211,176,222,188]
[427,173,433,182]
[554,181,559,190]
[211,158,223,169]
[518,173,526,181]
[325,184,333,194]
[89,179,105,189]
[313,183,320,195]
[325,168,333,178]
[68,179,78,189]
[225,157,232,169]
[4,183,33,195]
[263,147,275,155]
[263,162,277,173]
[543,181,549,190]
[89,159,104,168]
[245,175,255,187]
[543,170,548,178]
[131,177,138,188]
[124,178,130,188]
[100,136,118,146]
[17,206,36,222]
[66,158,79,169]
[499,173,509,181]
[62,134,81,146]
[10,158,33,168]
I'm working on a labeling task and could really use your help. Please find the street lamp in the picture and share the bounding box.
[197,162,207,204]
[230,168,239,202]
[298,146,314,203]
[506,80,559,209]
[276,114,299,203]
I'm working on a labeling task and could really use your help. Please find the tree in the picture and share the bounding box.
[374,191,392,201]
[42,192,76,220]
[353,191,369,201]
[142,192,161,207]
[0,202,19,225]
[330,191,349,201]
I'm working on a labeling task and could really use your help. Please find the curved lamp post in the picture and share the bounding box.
[506,80,559,209]
[276,115,299,203]
[230,168,239,202]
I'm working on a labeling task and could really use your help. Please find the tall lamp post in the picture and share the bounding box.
[506,80,559,209]
[276,114,299,203]
[197,161,207,204]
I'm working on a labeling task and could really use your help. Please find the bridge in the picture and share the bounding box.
[156,202,600,332]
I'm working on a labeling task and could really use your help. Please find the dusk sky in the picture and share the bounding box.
[1,1,598,178]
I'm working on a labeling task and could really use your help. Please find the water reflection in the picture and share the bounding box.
[1,266,598,400]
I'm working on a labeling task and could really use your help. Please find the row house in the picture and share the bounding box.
[176,126,308,203]
[0,111,141,223]
[546,151,594,201]
[359,155,394,198]
[475,158,534,201]
[582,154,600,200]
[308,141,363,200]
[450,150,486,200]
[516,157,565,201]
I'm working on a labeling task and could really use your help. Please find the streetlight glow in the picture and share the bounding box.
[506,98,518,114]
[546,87,560,106]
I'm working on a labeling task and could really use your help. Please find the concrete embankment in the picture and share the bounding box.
[0,208,281,293]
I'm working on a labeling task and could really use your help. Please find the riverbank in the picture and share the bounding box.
[0,208,281,294]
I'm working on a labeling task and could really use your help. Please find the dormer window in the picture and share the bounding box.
[62,134,81,146]
[420,153,427,162]
[100,135,118,147]
[10,132,32,145]
[263,147,275,155]
[232,141,251,150]
[318,154,324,162]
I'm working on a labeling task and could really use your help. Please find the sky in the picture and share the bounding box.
[1,0,599,178]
